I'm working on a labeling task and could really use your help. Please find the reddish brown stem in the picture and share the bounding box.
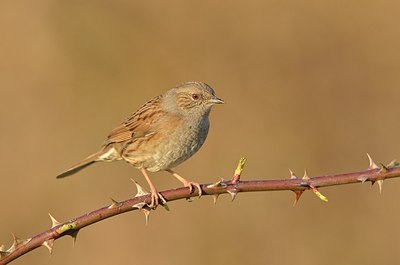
[0,162,398,264]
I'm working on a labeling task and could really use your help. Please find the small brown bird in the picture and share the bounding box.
[57,81,224,208]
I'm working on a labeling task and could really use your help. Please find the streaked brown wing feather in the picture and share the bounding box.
[103,95,164,145]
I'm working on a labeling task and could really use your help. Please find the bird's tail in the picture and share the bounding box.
[56,148,115,179]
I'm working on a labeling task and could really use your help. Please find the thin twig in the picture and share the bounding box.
[1,155,399,264]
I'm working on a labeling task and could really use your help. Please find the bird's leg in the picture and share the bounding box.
[166,169,202,197]
[140,168,166,209]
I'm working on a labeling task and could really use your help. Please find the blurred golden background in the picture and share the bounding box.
[1,1,400,264]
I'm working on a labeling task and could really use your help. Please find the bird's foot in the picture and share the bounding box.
[166,169,202,198]
[182,181,202,198]
[149,191,167,209]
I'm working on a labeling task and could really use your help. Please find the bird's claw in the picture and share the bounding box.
[185,181,202,198]
[149,192,167,209]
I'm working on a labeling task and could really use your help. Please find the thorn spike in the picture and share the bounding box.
[212,194,219,205]
[12,233,20,245]
[70,230,79,246]
[387,159,399,169]
[367,153,379,169]
[42,239,54,254]
[131,179,150,197]
[141,209,151,225]
[207,179,227,189]
[13,234,29,246]
[133,202,146,209]
[289,169,298,179]
[161,202,170,211]
[302,170,310,180]
[0,245,8,259]
[377,179,383,194]
[357,176,369,183]
[7,234,30,253]
[227,190,238,202]
[48,213,61,228]
[379,163,389,174]
[158,192,167,205]
[109,198,123,209]
[292,190,304,206]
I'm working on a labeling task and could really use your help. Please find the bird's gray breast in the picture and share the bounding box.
[147,115,210,171]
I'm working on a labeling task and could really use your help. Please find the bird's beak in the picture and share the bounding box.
[208,96,225,105]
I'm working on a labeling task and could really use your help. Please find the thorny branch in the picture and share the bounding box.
[1,154,400,264]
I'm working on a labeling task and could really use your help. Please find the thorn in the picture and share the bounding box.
[141,208,151,225]
[4,234,31,253]
[132,202,147,209]
[131,179,150,197]
[11,233,21,245]
[227,190,238,202]
[158,192,167,205]
[367,153,379,169]
[48,213,61,228]
[69,230,79,246]
[292,190,304,206]
[377,179,383,194]
[161,203,170,211]
[207,179,227,189]
[212,194,219,205]
[289,169,298,179]
[11,233,30,249]
[370,180,376,187]
[108,198,122,209]
[302,170,310,180]
[42,239,54,254]
[379,163,389,174]
[386,159,399,169]
[0,245,8,259]
[357,176,369,183]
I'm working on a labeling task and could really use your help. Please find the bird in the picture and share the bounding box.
[56,81,224,208]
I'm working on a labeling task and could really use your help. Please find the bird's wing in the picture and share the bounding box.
[103,95,164,145]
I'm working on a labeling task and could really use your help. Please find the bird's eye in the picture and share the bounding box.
[191,94,199,100]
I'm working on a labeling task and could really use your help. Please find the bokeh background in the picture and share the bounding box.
[1,1,400,264]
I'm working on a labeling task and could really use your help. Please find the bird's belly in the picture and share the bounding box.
[146,129,206,172]
[121,117,209,172]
